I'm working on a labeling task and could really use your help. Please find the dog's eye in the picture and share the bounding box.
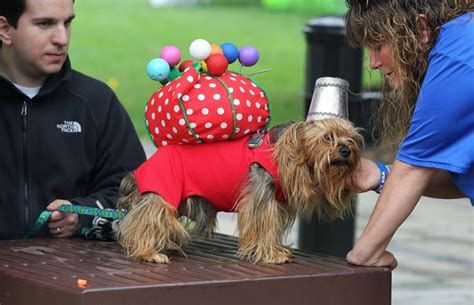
[323,134,334,142]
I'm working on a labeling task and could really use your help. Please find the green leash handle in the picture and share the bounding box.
[27,205,125,239]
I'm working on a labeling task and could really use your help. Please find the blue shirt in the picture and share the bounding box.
[397,13,474,204]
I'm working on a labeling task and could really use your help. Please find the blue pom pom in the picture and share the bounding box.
[146,58,170,82]
[220,42,239,64]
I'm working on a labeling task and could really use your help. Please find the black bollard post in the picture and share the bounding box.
[299,16,363,257]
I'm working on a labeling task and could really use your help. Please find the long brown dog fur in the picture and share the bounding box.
[115,118,363,264]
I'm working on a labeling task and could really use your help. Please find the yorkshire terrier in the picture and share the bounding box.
[115,118,363,264]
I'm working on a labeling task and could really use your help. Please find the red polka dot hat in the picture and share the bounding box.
[144,40,272,147]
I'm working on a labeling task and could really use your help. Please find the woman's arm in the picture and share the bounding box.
[424,170,465,198]
[346,160,437,269]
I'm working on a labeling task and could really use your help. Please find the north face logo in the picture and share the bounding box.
[57,121,82,133]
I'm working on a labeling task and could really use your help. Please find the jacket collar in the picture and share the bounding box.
[0,56,72,100]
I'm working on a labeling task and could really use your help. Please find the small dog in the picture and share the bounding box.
[115,118,363,264]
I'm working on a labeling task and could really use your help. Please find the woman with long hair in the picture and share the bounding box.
[345,0,474,268]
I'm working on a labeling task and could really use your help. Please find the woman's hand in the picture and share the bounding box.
[347,157,381,193]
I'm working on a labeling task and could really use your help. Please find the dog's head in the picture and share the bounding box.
[273,118,363,220]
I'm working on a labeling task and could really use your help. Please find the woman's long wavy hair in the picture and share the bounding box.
[345,0,473,152]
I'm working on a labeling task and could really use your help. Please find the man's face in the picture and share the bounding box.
[8,0,74,84]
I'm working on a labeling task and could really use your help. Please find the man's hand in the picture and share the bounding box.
[346,157,382,193]
[46,199,80,238]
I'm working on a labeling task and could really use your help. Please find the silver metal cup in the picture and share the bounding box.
[306,77,349,121]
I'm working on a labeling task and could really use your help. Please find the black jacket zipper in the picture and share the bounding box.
[21,101,30,233]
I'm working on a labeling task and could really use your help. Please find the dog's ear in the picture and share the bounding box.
[273,122,306,163]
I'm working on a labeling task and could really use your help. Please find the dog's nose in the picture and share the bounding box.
[339,146,351,159]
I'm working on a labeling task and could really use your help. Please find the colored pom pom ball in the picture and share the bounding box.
[220,42,239,64]
[179,59,194,72]
[210,44,223,56]
[206,54,228,76]
[238,45,259,67]
[146,58,170,82]
[201,60,208,72]
[160,45,182,67]
[189,39,211,61]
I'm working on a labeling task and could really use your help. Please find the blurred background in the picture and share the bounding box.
[70,0,380,137]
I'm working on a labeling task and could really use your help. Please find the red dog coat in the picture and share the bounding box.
[134,133,285,212]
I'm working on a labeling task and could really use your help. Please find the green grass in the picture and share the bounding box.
[71,0,379,137]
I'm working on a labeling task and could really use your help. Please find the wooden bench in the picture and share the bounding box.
[0,233,391,305]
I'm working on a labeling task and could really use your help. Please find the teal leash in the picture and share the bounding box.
[27,205,125,239]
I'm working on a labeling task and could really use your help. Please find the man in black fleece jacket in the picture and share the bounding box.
[0,0,146,239]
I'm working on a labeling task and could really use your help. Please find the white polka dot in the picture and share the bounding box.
[161,120,166,127]
[190,122,197,128]
[230,77,237,81]
[207,135,214,140]
[222,134,229,139]
[151,98,156,105]
[166,113,171,120]
[158,92,164,98]
[145,105,148,112]
[162,140,168,146]
[228,87,234,93]
[187,76,194,83]
[233,99,240,106]
[236,128,241,133]
[146,120,149,126]
[182,95,190,102]
[244,129,250,134]
[249,90,255,96]
[220,122,227,129]
[177,93,182,99]
[165,98,169,105]
[255,102,261,109]
[260,92,265,97]
[167,134,173,139]
[198,94,205,101]
[248,115,253,122]
[158,105,162,112]
[239,86,245,93]
[240,80,247,85]
[172,127,178,134]
[174,105,180,112]
[246,100,251,107]
[186,108,193,115]
[155,127,159,134]
[217,108,225,115]
[236,113,243,120]
[209,83,217,88]
[213,94,221,101]
[179,119,185,126]
[194,84,201,89]
[205,76,212,80]
[168,86,172,92]
[205,122,212,129]
[202,108,209,115]
[258,116,262,123]
[151,112,156,120]
[182,138,189,143]
[251,82,258,87]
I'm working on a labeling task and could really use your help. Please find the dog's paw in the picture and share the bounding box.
[262,252,292,264]
[142,252,170,264]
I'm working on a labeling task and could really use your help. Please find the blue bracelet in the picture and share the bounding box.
[374,161,391,194]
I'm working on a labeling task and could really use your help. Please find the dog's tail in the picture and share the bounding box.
[117,173,140,211]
